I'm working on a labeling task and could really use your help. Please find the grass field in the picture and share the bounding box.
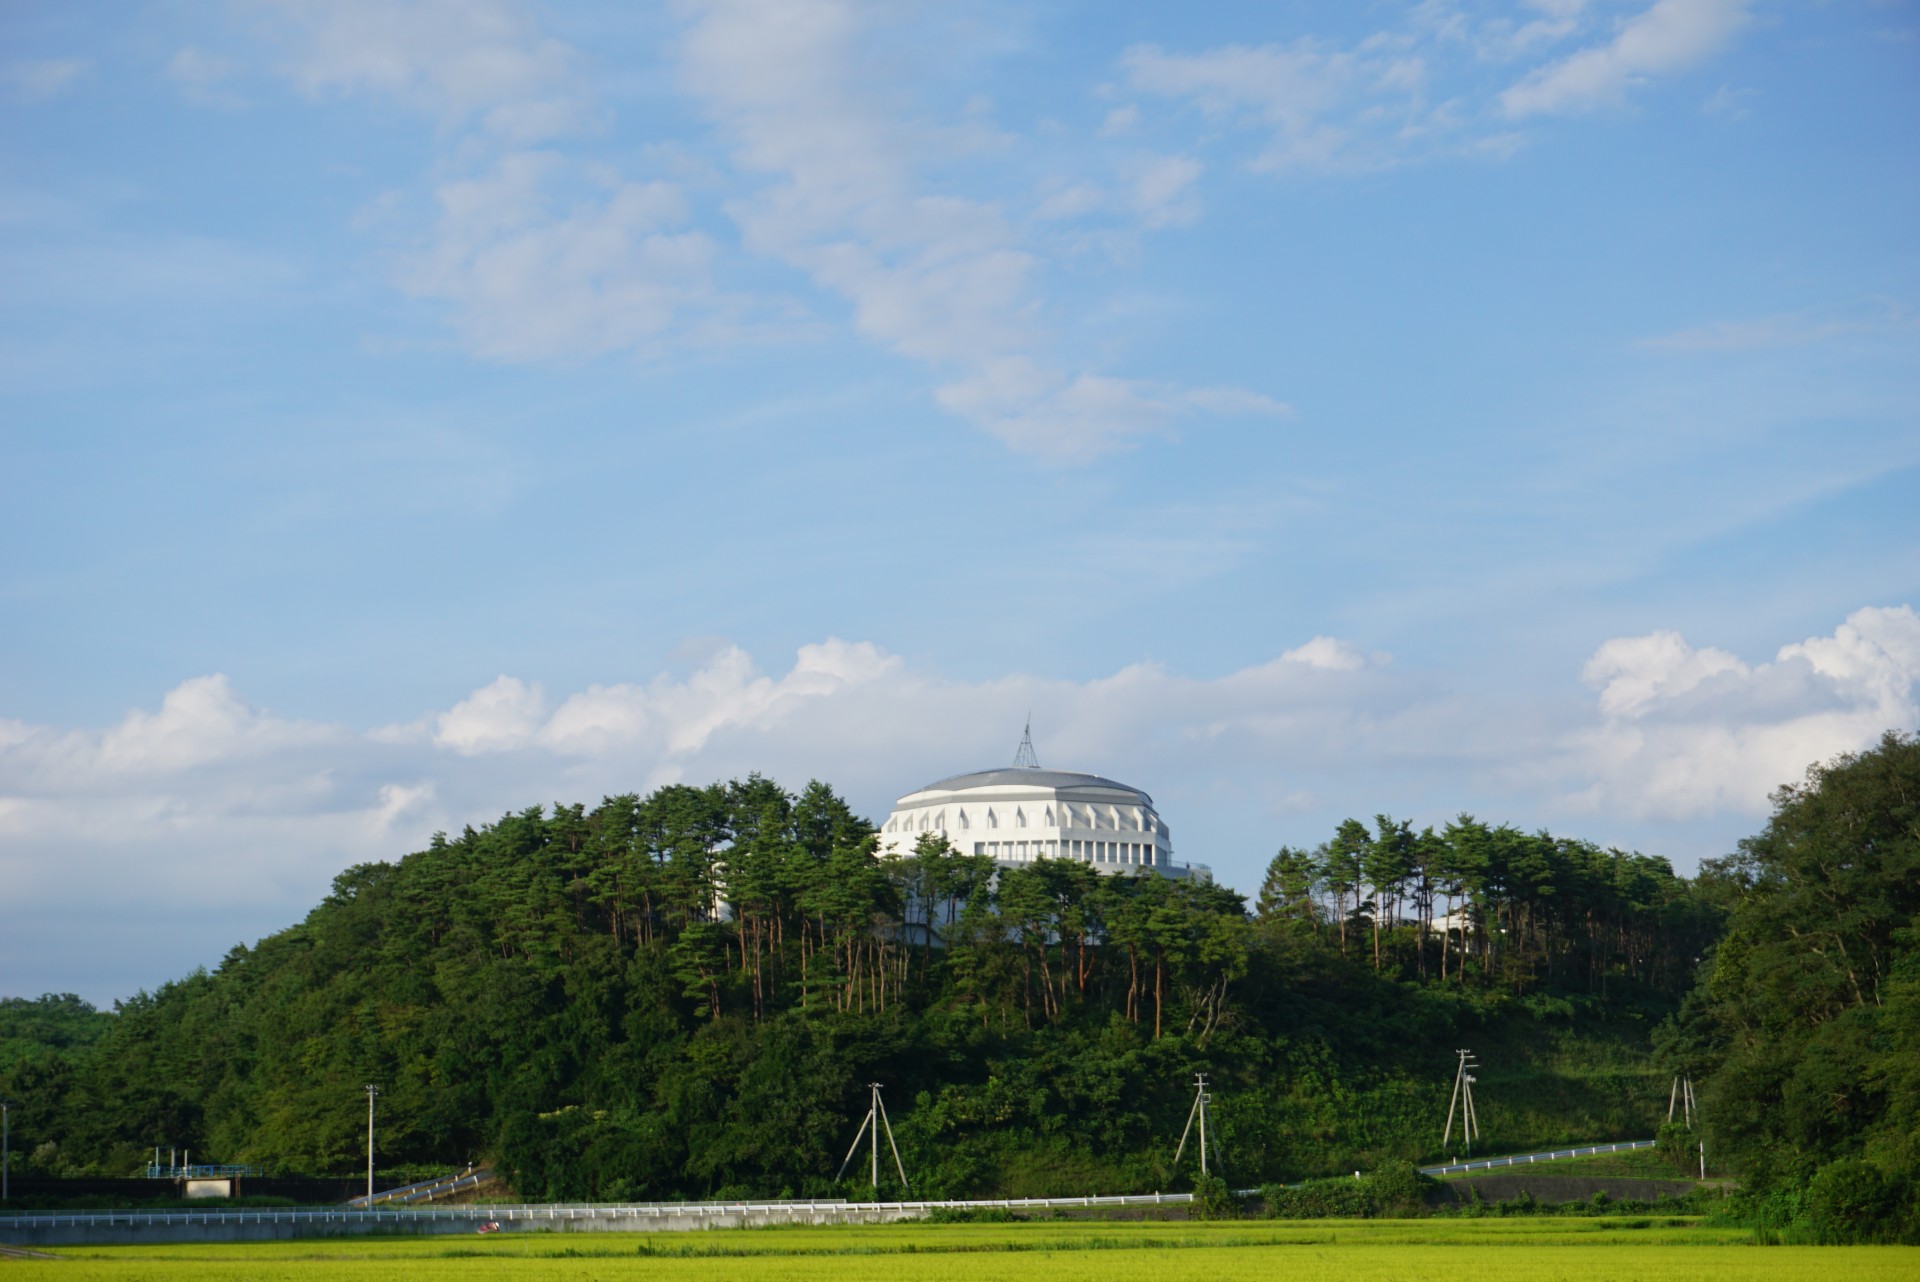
[6,1218,1917,1280]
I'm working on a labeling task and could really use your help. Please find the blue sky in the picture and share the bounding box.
[2,0,1916,1005]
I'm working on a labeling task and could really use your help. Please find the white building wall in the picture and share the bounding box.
[876,771,1205,882]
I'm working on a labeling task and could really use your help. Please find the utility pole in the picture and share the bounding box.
[364,1084,380,1205]
[1667,1075,1696,1130]
[1173,1073,1218,1179]
[2,1098,12,1202]
[835,1082,907,1193]
[1444,1050,1481,1158]
[1669,1073,1705,1178]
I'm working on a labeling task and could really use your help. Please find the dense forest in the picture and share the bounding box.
[2,733,1914,1240]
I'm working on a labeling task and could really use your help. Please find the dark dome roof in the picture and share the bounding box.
[911,768,1152,804]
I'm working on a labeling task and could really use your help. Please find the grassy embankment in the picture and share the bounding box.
[1440,1146,1691,1181]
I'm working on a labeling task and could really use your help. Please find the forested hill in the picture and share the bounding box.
[6,741,1913,1236]
[3,775,1726,1201]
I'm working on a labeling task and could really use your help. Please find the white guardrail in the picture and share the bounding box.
[347,1167,496,1208]
[1417,1138,1656,1177]
[0,1141,1661,1235]
[0,1191,1192,1232]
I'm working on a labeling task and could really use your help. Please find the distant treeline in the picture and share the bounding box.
[1,734,1914,1242]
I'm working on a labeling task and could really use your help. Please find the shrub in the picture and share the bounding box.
[1192,1173,1240,1220]
[1366,1160,1427,1216]
[1805,1158,1898,1244]
[1260,1163,1434,1219]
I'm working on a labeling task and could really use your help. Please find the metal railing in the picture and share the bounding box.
[0,1191,1192,1234]
[1418,1139,1656,1177]
[347,1168,495,1208]
[5,1141,1665,1238]
[141,1164,261,1180]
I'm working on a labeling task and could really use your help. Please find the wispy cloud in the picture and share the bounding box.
[1123,1,1755,172]
[1128,153,1205,228]
[677,0,1283,459]
[3,57,91,103]
[1639,303,1913,353]
[1700,82,1754,118]
[1120,38,1436,173]
[1501,0,1751,117]
[1470,0,1594,60]
[235,0,1282,459]
[398,152,718,362]
[246,0,755,370]
[254,0,588,141]
[166,47,246,109]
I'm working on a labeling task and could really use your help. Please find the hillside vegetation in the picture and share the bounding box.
[2,782,1708,1199]
[3,734,1915,1244]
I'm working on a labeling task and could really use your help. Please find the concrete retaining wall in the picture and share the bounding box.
[1,1206,929,1247]
[1432,1175,1697,1205]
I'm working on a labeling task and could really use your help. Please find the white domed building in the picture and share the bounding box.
[876,745,1209,882]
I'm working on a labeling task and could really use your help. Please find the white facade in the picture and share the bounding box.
[877,767,1207,881]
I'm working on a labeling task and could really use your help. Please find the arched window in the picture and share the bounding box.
[1015,807,1027,828]
[987,809,998,829]
[957,809,969,830]
[1044,806,1055,827]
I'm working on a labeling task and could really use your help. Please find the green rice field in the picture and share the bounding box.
[5,1218,1917,1280]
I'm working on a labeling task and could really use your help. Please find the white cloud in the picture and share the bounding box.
[1501,0,1751,117]
[253,0,587,141]
[2,676,339,791]
[1701,83,1753,118]
[1124,1,1753,173]
[677,0,1280,459]
[540,638,902,759]
[1434,0,1592,61]
[434,674,548,755]
[168,47,233,87]
[3,58,91,103]
[1563,606,1920,819]
[399,152,718,362]
[935,360,1288,460]
[248,0,740,364]
[6,609,1917,1000]
[245,0,1275,455]
[1638,304,1911,353]
[0,678,363,918]
[1282,636,1370,671]
[1129,153,1204,229]
[167,47,246,108]
[1032,183,1107,222]
[1122,39,1383,173]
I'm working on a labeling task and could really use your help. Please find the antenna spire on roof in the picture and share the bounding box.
[1013,716,1041,769]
